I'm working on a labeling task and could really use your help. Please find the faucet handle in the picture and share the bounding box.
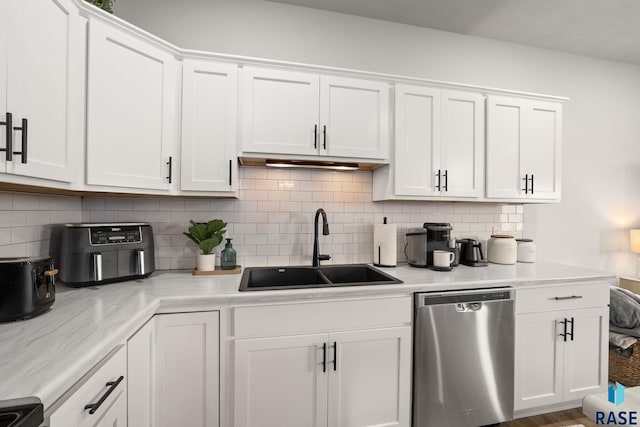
[318,255,331,261]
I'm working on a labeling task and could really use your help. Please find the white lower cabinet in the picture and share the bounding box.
[514,284,608,413]
[127,311,220,427]
[49,346,127,427]
[233,298,412,427]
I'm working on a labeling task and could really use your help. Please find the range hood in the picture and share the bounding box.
[238,157,385,171]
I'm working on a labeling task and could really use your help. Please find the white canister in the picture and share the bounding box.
[487,235,517,265]
[516,238,536,263]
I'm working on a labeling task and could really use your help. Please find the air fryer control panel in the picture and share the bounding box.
[90,226,142,245]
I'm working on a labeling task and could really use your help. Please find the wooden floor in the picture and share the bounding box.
[500,408,596,427]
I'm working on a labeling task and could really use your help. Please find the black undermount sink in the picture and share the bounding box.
[239,264,403,291]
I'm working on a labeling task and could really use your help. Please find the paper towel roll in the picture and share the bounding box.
[373,221,397,267]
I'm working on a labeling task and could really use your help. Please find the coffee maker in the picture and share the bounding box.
[405,223,453,267]
[424,223,452,265]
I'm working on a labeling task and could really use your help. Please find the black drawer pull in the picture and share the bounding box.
[553,295,583,300]
[229,159,232,186]
[84,375,124,414]
[322,125,327,150]
[166,157,173,183]
[522,174,529,193]
[0,112,13,161]
[559,318,567,342]
[332,341,337,371]
[435,169,441,191]
[314,124,318,149]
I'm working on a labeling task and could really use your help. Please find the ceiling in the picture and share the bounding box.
[268,0,640,65]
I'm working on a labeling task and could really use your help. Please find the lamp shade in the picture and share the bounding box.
[631,230,640,253]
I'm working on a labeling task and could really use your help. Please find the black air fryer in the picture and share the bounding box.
[52,223,155,287]
[0,257,57,322]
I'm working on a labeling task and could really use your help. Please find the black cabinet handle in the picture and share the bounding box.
[84,375,124,414]
[229,159,232,186]
[322,343,327,373]
[12,118,27,164]
[435,170,441,191]
[314,124,318,149]
[443,170,448,192]
[166,157,172,183]
[332,342,337,371]
[559,318,567,342]
[322,125,327,150]
[530,174,534,194]
[0,112,13,161]
[568,317,575,341]
[553,295,583,300]
[522,174,529,194]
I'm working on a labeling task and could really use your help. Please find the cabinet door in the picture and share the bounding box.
[86,19,178,190]
[234,334,328,427]
[514,311,564,411]
[393,84,440,197]
[486,95,526,199]
[521,100,562,200]
[327,327,411,427]
[240,67,319,156]
[181,59,237,192]
[320,76,389,160]
[440,90,485,197]
[563,307,608,401]
[127,317,156,427]
[155,312,219,427]
[5,0,83,182]
[95,390,128,427]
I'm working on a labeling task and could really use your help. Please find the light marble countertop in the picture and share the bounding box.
[0,261,616,411]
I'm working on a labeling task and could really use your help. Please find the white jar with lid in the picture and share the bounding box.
[516,238,536,263]
[487,235,517,264]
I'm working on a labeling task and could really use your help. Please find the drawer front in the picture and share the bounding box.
[515,282,609,313]
[49,345,127,427]
[233,296,411,338]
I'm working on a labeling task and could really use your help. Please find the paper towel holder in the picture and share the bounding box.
[373,216,397,268]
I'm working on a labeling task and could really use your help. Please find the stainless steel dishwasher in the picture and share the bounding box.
[413,288,514,427]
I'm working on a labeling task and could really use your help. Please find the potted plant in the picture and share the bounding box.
[184,219,227,271]
[84,0,116,13]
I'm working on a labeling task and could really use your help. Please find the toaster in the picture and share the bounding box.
[0,257,57,322]
[52,223,155,287]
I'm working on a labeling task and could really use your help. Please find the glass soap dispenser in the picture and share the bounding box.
[221,238,237,270]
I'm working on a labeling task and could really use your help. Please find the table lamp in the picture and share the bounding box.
[631,229,640,277]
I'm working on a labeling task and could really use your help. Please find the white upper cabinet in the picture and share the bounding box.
[240,66,389,161]
[486,95,562,200]
[320,76,389,159]
[181,59,238,193]
[0,0,83,183]
[392,84,484,199]
[241,67,320,156]
[393,85,440,197]
[86,18,179,191]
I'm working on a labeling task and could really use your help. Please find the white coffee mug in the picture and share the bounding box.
[433,250,455,268]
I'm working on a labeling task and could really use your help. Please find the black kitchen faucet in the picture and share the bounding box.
[312,208,331,267]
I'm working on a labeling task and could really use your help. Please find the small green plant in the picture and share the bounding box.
[85,0,116,13]
[183,219,227,255]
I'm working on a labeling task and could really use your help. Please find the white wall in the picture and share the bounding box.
[116,0,640,275]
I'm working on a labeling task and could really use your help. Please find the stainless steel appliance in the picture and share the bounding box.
[405,223,453,267]
[0,257,57,322]
[0,397,43,427]
[413,288,514,426]
[52,223,155,287]
[405,228,428,267]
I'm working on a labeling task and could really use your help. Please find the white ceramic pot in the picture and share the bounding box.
[197,254,216,271]
[487,235,517,265]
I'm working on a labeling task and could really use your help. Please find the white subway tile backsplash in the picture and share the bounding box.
[0,168,524,267]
